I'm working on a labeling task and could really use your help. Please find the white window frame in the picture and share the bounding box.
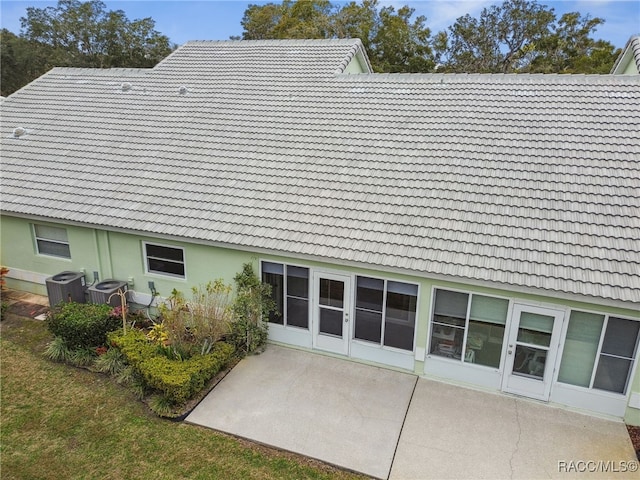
[261,260,310,330]
[143,241,186,279]
[427,286,511,369]
[353,274,419,353]
[557,309,640,396]
[33,224,71,259]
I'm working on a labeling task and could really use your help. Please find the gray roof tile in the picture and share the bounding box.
[1,40,639,306]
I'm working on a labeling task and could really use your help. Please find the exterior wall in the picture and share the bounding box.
[105,230,253,303]
[627,373,640,425]
[417,277,640,424]
[1,215,100,295]
[0,214,253,301]
[2,212,639,423]
[343,53,368,74]
[622,60,639,74]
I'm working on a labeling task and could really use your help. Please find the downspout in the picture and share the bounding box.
[93,228,114,279]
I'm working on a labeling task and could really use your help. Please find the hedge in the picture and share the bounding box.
[109,329,235,404]
[47,302,119,349]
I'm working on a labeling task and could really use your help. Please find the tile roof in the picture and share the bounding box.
[1,40,639,308]
[154,38,373,76]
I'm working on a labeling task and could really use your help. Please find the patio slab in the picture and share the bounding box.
[390,378,638,479]
[186,345,417,479]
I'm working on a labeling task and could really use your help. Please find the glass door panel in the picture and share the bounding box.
[516,312,553,347]
[320,278,344,308]
[313,272,350,355]
[512,345,547,379]
[502,304,564,401]
[320,308,343,336]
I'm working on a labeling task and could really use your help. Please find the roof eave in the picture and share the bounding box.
[3,211,638,314]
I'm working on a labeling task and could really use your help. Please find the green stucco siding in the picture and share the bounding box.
[0,215,254,296]
[1,215,100,294]
[106,231,254,296]
[343,55,366,74]
[622,59,640,75]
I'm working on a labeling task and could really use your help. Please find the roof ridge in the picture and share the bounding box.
[331,72,640,84]
[181,38,364,45]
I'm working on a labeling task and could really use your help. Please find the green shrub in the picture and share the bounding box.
[139,343,234,404]
[108,329,156,364]
[229,317,268,354]
[47,302,119,349]
[116,366,148,399]
[109,329,235,405]
[230,263,275,354]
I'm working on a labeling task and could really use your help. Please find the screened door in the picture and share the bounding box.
[312,272,350,355]
[502,304,564,401]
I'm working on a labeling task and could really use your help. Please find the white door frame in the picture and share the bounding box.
[501,303,565,401]
[312,271,351,355]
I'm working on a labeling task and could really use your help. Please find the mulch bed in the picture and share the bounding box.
[628,425,640,460]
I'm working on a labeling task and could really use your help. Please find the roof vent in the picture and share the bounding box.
[12,127,27,138]
[121,82,132,92]
[178,85,188,95]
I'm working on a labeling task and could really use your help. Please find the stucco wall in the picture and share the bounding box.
[0,214,254,298]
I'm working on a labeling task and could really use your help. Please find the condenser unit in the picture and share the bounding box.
[45,271,86,306]
[88,279,128,307]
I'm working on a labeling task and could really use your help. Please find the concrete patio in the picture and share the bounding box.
[187,344,638,480]
[187,345,417,478]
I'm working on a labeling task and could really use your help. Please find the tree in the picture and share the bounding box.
[371,5,434,73]
[240,0,435,73]
[273,0,334,39]
[241,3,285,40]
[241,0,333,40]
[525,12,619,73]
[1,29,55,96]
[437,0,554,73]
[2,0,173,96]
[435,0,618,73]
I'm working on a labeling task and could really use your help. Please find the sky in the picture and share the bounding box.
[1,0,638,49]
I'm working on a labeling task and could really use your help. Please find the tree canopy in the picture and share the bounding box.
[240,0,619,74]
[435,0,619,73]
[1,0,173,96]
[240,0,434,72]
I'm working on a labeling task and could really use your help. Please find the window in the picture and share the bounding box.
[559,312,640,394]
[354,276,418,352]
[144,243,185,278]
[262,262,309,328]
[34,224,71,258]
[429,289,508,368]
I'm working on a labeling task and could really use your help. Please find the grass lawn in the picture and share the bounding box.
[0,315,365,480]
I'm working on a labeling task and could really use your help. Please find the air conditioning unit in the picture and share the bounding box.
[88,279,128,307]
[45,271,86,307]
